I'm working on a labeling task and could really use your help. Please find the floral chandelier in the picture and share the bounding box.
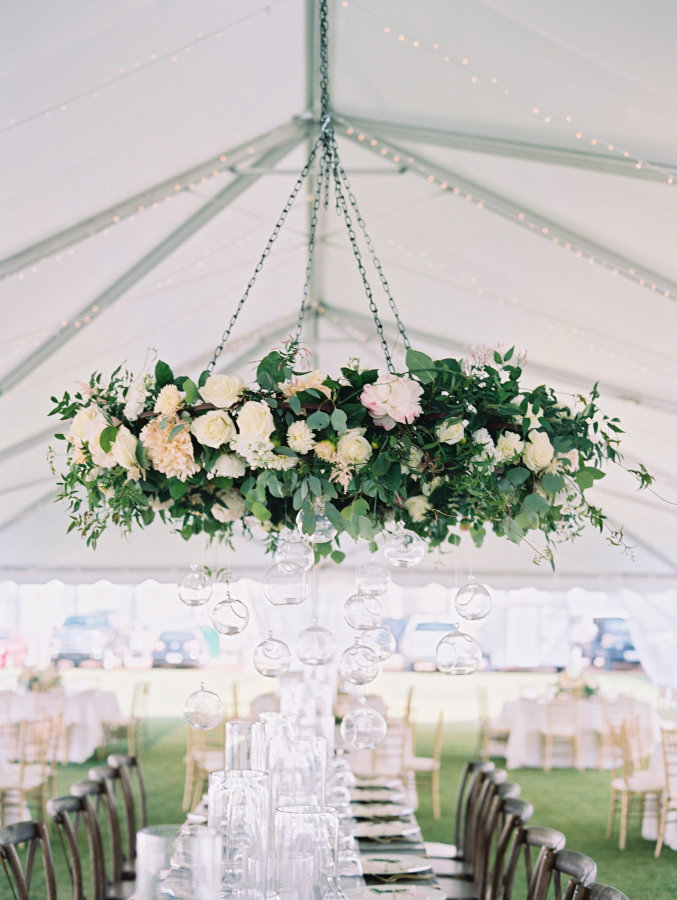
[49,1,650,685]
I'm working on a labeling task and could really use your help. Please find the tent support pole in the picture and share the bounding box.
[0,120,309,283]
[340,116,677,182]
[0,128,307,398]
[337,120,677,302]
[320,301,677,416]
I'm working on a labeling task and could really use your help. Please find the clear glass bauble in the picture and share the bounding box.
[177,563,213,607]
[360,625,397,661]
[355,563,391,596]
[296,620,337,666]
[338,639,381,685]
[344,591,383,630]
[435,629,483,675]
[274,530,315,572]
[183,682,224,729]
[383,522,426,568]
[263,560,308,606]
[295,502,338,544]
[210,592,249,635]
[340,702,388,749]
[253,632,292,677]
[454,576,492,620]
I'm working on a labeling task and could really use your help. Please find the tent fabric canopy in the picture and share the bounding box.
[1,0,676,585]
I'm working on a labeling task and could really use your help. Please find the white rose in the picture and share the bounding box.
[236,401,275,442]
[111,425,138,470]
[404,494,430,522]
[68,406,106,443]
[209,453,246,479]
[496,431,525,462]
[522,431,555,472]
[211,489,246,523]
[337,428,373,467]
[287,421,315,454]
[191,410,236,448]
[437,419,466,445]
[199,373,244,408]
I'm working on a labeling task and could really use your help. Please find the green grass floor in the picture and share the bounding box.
[42,668,677,900]
[47,715,677,900]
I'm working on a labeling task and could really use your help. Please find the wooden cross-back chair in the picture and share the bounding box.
[99,681,150,759]
[47,793,106,900]
[70,777,133,899]
[654,725,677,858]
[99,754,148,879]
[532,849,597,900]
[182,720,225,811]
[408,711,444,819]
[0,820,57,900]
[539,695,582,772]
[500,825,567,900]
[584,884,629,900]
[0,718,55,827]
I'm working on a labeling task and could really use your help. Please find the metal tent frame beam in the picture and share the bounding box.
[336,118,677,302]
[0,120,309,282]
[320,302,677,416]
[340,115,677,182]
[0,124,307,397]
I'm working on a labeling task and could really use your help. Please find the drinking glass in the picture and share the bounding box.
[226,719,267,771]
[208,769,269,899]
[136,823,220,900]
[273,806,339,900]
[268,736,327,808]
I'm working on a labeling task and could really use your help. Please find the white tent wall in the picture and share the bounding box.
[1,3,676,605]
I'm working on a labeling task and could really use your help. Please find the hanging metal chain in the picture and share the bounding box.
[333,157,411,352]
[319,0,331,125]
[328,137,396,374]
[293,150,328,344]
[208,133,324,372]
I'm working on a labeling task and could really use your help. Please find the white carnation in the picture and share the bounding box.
[208,453,247,479]
[287,421,316,454]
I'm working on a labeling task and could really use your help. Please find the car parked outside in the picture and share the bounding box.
[152,629,208,668]
[590,616,640,669]
[50,613,122,668]
[0,630,29,668]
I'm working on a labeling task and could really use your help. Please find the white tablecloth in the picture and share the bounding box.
[8,689,122,763]
[501,696,658,770]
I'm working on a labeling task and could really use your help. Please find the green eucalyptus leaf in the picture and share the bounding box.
[330,409,348,432]
[405,348,435,383]
[306,410,330,429]
[505,466,531,486]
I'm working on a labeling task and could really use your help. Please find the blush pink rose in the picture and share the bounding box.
[360,375,424,430]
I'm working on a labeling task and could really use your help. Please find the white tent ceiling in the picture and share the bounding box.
[1,0,676,587]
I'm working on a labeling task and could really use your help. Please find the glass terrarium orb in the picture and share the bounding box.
[253,632,292,677]
[454,576,492,621]
[274,530,315,572]
[263,560,308,606]
[355,563,392,596]
[177,563,213,607]
[338,639,381,685]
[383,523,426,568]
[360,625,397,662]
[340,703,388,749]
[296,620,337,666]
[344,591,383,630]
[183,683,225,729]
[210,593,250,635]
[295,502,338,544]
[435,630,483,675]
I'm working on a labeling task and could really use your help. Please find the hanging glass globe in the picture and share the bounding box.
[355,563,391,595]
[383,522,426,568]
[360,625,397,662]
[183,682,224,729]
[338,639,381,685]
[295,501,337,544]
[344,591,383,630]
[296,620,336,666]
[454,576,492,620]
[340,702,388,749]
[177,564,213,607]
[274,529,315,572]
[253,632,292,677]
[435,629,483,675]
[263,560,308,606]
[210,592,250,635]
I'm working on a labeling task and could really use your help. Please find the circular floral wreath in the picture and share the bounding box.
[48,342,648,566]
